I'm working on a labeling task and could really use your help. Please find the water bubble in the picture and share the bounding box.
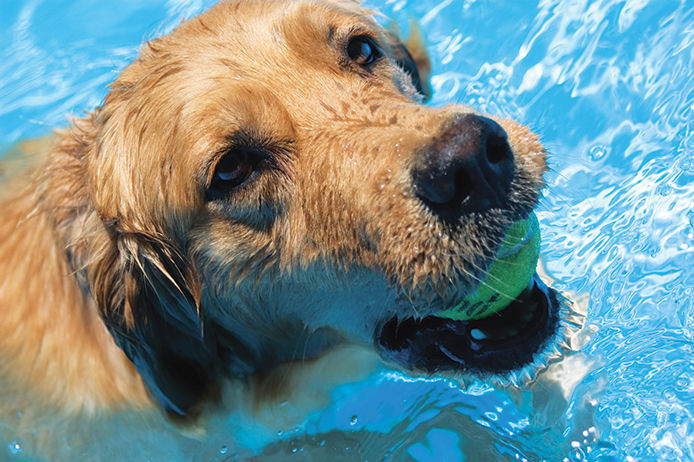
[350,415,358,426]
[8,441,22,455]
[656,184,672,196]
[588,145,609,161]
[680,155,694,173]
[219,445,228,455]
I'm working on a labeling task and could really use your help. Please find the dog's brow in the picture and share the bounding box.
[227,130,293,152]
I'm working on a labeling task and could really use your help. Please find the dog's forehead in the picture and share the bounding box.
[144,0,386,125]
[157,1,392,152]
[191,0,384,82]
[187,0,379,47]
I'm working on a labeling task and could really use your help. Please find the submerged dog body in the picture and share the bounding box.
[0,0,551,422]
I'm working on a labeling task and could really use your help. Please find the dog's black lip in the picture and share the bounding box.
[377,274,559,374]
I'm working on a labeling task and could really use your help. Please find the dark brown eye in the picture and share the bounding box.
[347,36,380,65]
[207,149,256,199]
[215,153,252,185]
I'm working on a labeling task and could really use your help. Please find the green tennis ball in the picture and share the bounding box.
[436,213,541,321]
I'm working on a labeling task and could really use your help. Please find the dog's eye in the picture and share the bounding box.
[207,149,257,198]
[215,153,252,186]
[347,36,380,65]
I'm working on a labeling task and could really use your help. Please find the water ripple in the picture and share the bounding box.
[1,0,693,460]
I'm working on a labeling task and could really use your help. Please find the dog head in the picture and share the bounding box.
[63,0,557,416]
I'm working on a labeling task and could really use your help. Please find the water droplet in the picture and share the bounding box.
[8,441,22,455]
[470,329,487,340]
[350,414,358,426]
[219,445,228,455]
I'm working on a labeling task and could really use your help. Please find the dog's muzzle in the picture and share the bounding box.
[376,274,560,374]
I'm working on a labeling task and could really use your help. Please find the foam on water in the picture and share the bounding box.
[1,0,693,460]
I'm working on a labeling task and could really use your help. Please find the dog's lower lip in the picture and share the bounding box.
[376,274,558,374]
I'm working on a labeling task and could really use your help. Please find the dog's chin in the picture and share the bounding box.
[376,274,564,380]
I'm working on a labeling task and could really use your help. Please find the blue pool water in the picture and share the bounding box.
[1,0,693,460]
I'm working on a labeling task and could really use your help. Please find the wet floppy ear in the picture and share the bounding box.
[386,22,432,101]
[91,230,217,417]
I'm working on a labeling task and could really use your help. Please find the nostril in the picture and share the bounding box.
[454,168,472,205]
[486,132,512,165]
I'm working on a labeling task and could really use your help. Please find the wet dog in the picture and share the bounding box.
[0,0,566,430]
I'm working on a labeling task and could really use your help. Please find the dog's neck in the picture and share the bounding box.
[0,122,152,413]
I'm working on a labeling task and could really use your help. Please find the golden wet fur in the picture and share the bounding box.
[0,0,548,429]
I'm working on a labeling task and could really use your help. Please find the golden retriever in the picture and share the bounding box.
[0,0,575,452]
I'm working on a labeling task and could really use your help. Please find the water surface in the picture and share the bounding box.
[1,0,693,460]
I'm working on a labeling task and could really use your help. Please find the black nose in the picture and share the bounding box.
[412,114,515,225]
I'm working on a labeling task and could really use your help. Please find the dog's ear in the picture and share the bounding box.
[386,23,432,101]
[91,228,217,417]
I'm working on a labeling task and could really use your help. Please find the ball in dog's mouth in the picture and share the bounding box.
[437,213,541,322]
[376,213,578,379]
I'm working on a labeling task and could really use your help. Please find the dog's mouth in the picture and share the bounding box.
[376,274,560,375]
